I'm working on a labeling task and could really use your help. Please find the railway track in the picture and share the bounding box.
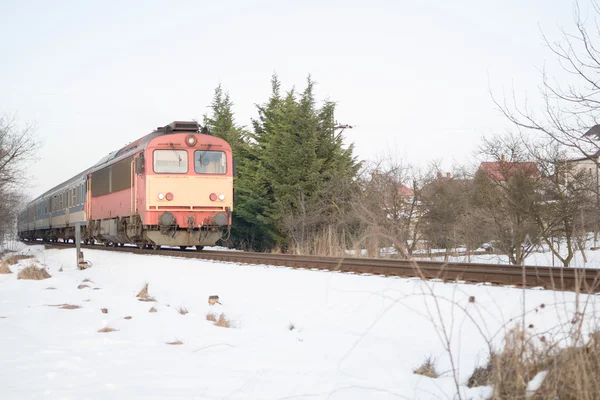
[35,241,600,294]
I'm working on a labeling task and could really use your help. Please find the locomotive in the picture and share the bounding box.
[17,121,233,250]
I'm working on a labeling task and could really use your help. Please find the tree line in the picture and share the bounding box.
[204,69,600,266]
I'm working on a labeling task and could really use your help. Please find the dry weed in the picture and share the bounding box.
[465,325,600,399]
[467,353,495,388]
[288,322,295,331]
[58,267,63,272]
[413,356,439,378]
[0,262,11,274]
[214,313,232,328]
[177,306,188,315]
[206,313,217,322]
[48,304,81,310]
[136,283,156,302]
[166,339,183,345]
[77,284,90,289]
[101,308,108,314]
[18,265,51,280]
[149,307,157,313]
[124,316,132,320]
[98,326,118,333]
[6,255,34,265]
[82,278,93,283]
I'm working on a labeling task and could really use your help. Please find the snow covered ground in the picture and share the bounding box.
[1,242,599,399]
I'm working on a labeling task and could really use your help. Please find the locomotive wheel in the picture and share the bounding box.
[195,245,204,251]
[179,246,187,250]
[152,244,161,250]
[138,242,146,250]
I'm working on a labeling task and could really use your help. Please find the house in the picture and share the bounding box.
[477,155,541,182]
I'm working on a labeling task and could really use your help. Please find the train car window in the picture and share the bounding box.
[92,167,110,197]
[194,151,227,175]
[111,156,133,192]
[153,150,188,173]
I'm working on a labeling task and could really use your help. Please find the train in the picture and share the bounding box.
[17,121,233,250]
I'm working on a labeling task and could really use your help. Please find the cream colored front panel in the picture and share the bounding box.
[146,175,233,210]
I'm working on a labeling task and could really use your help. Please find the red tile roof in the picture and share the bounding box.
[479,161,540,181]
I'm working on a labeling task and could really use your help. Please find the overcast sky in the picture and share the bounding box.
[0,0,589,199]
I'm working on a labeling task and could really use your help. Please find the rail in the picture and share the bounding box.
[33,242,600,294]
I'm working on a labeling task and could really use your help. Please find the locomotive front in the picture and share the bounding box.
[139,122,233,249]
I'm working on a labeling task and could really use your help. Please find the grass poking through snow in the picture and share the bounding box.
[6,255,34,265]
[413,356,439,378]
[149,307,157,313]
[98,326,118,333]
[18,264,51,280]
[177,306,189,315]
[136,283,156,302]
[207,313,232,328]
[0,261,12,274]
[166,339,183,345]
[47,304,81,310]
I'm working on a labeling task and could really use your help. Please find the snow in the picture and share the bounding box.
[1,241,599,399]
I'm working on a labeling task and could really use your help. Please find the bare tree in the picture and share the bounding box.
[0,114,42,241]
[527,140,598,266]
[472,134,543,265]
[351,156,430,257]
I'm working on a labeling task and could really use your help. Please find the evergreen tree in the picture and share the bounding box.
[203,75,360,252]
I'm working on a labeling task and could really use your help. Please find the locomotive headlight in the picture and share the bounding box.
[158,193,165,200]
[185,135,197,147]
[218,194,225,201]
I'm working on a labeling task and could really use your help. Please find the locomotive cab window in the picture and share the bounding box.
[194,151,226,174]
[153,150,188,173]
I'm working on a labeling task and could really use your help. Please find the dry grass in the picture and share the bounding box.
[58,267,63,272]
[101,308,108,314]
[413,356,439,378]
[206,314,231,328]
[464,325,600,399]
[48,304,81,310]
[45,287,56,290]
[77,284,90,289]
[136,283,156,302]
[288,322,295,331]
[17,264,51,280]
[176,306,188,315]
[124,316,132,320]
[98,326,118,333]
[149,307,157,313]
[206,312,217,322]
[0,261,11,274]
[467,353,495,388]
[166,339,183,345]
[6,255,34,265]
[82,278,93,283]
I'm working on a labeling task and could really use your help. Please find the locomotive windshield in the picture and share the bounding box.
[153,150,188,173]
[194,150,226,174]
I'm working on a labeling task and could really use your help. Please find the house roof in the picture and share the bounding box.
[479,161,540,181]
[398,184,414,196]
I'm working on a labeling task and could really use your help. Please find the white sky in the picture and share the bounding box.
[0,0,589,198]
